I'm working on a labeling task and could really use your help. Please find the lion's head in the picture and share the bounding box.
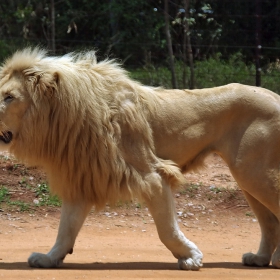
[0,74,28,149]
[0,49,59,158]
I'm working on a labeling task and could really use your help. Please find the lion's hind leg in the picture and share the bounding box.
[143,177,203,270]
[242,191,280,267]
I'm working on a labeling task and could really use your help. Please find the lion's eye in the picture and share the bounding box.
[4,95,14,103]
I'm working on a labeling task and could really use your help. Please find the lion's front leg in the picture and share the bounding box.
[28,200,92,268]
[144,178,203,270]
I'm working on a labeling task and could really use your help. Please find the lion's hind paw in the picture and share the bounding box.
[28,252,63,268]
[242,252,270,267]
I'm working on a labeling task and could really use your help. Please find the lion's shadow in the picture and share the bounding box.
[0,261,273,270]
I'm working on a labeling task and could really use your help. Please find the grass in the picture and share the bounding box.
[179,183,201,198]
[178,182,241,204]
[0,187,9,203]
[0,182,61,212]
[34,183,61,207]
[245,211,255,217]
[114,200,144,210]
[8,200,30,212]
[0,186,30,212]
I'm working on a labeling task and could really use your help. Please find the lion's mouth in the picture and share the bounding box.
[0,131,13,144]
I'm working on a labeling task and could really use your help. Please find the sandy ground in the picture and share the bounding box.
[0,154,278,279]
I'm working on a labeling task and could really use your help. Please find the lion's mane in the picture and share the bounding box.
[1,48,186,209]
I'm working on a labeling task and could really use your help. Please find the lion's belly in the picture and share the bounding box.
[152,121,214,169]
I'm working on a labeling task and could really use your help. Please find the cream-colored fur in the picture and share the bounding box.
[0,48,280,270]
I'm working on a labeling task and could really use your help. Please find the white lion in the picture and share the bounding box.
[0,48,280,270]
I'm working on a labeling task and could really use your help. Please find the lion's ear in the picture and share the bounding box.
[25,71,58,98]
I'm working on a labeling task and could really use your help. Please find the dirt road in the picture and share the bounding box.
[0,154,278,279]
[0,211,278,280]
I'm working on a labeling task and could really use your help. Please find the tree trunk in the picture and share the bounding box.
[255,0,261,87]
[50,0,56,54]
[107,0,119,55]
[182,14,187,88]
[183,0,195,89]
[164,0,177,89]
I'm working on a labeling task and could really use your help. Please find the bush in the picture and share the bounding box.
[129,53,280,94]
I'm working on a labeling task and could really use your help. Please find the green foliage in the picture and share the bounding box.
[0,41,10,60]
[0,1,280,91]
[130,53,280,94]
[130,65,173,88]
[194,52,256,88]
[14,4,33,23]
[0,187,9,203]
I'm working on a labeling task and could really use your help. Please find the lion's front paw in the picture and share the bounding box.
[178,251,203,271]
[242,252,270,267]
[178,258,202,271]
[28,252,63,268]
